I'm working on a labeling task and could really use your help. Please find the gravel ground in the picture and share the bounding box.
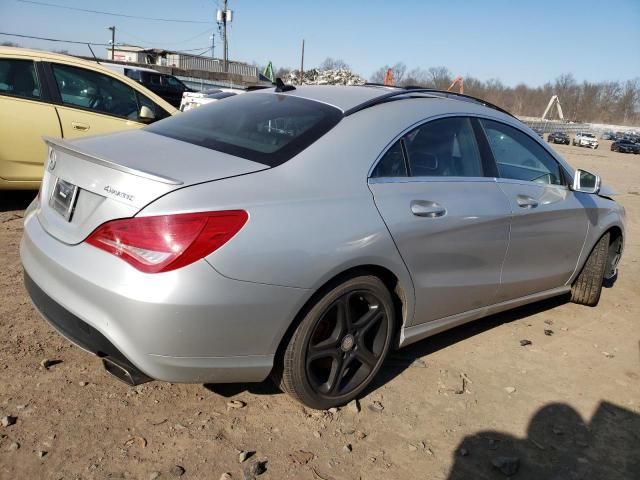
[1,140,638,480]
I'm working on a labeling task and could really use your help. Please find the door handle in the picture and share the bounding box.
[71,122,90,131]
[410,200,446,218]
[517,195,539,209]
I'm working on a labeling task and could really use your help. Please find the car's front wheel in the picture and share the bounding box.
[571,233,610,306]
[276,275,395,409]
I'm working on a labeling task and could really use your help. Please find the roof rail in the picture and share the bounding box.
[346,86,514,118]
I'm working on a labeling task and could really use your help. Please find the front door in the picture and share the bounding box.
[49,62,144,139]
[369,117,511,325]
[479,119,588,301]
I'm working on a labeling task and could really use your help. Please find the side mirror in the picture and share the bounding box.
[138,105,156,123]
[571,169,601,194]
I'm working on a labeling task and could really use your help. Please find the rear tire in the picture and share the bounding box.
[571,233,610,306]
[276,275,394,409]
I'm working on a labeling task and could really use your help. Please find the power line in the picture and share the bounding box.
[16,0,211,24]
[0,32,212,55]
[116,26,215,48]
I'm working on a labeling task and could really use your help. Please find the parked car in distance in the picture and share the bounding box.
[532,127,544,138]
[548,131,570,145]
[573,132,599,149]
[601,131,616,140]
[103,64,193,108]
[180,88,239,112]
[0,47,177,190]
[611,139,640,154]
[21,85,625,409]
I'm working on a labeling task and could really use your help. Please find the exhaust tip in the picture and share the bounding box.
[102,357,152,386]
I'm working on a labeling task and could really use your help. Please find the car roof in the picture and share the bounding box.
[254,85,514,120]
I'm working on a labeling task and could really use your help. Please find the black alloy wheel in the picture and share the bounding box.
[276,275,394,409]
[305,290,388,397]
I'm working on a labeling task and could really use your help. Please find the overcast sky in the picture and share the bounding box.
[1,0,639,86]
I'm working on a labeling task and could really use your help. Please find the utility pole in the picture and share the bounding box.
[108,26,115,60]
[210,32,215,58]
[299,39,305,85]
[217,1,232,71]
[222,0,228,72]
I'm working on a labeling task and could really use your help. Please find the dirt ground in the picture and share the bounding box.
[1,140,639,480]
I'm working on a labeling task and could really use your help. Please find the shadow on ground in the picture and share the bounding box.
[446,401,640,480]
[1,190,36,213]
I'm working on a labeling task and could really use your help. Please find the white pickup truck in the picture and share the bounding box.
[573,132,599,149]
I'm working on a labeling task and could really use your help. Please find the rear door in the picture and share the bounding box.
[369,116,511,325]
[48,62,145,139]
[0,57,61,183]
[479,119,588,301]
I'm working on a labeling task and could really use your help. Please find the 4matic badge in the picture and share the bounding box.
[104,185,134,202]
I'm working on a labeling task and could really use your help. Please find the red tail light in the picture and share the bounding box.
[86,210,248,273]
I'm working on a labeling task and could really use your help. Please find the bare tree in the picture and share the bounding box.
[319,57,349,70]
[426,66,452,90]
[275,67,292,80]
[392,62,407,84]
[368,64,640,125]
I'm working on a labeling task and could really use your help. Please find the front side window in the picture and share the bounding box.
[0,59,40,99]
[146,93,342,166]
[52,64,140,120]
[481,119,563,186]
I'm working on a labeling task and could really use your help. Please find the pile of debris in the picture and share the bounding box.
[284,68,365,86]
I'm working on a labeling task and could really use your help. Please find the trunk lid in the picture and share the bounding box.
[38,130,268,244]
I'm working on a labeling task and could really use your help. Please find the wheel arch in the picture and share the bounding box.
[571,222,624,286]
[271,263,412,376]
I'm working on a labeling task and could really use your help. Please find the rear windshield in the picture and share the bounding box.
[146,93,343,167]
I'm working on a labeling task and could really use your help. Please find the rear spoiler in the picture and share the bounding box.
[43,136,183,186]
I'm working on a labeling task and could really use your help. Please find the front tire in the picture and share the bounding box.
[571,233,610,306]
[277,275,395,409]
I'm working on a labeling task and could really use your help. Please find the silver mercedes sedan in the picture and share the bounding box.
[21,84,625,409]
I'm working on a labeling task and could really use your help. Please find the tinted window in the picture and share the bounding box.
[146,93,343,167]
[371,141,407,177]
[52,64,139,119]
[0,59,40,99]
[142,72,162,85]
[162,75,184,89]
[125,69,141,81]
[481,119,563,185]
[404,117,483,177]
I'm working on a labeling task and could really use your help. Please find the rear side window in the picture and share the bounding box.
[371,142,407,177]
[371,117,483,178]
[0,59,40,99]
[405,117,483,177]
[481,119,563,185]
[146,93,343,167]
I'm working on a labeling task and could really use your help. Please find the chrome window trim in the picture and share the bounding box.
[368,176,498,185]
[367,111,573,188]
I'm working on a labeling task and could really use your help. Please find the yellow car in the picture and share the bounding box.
[0,47,178,190]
